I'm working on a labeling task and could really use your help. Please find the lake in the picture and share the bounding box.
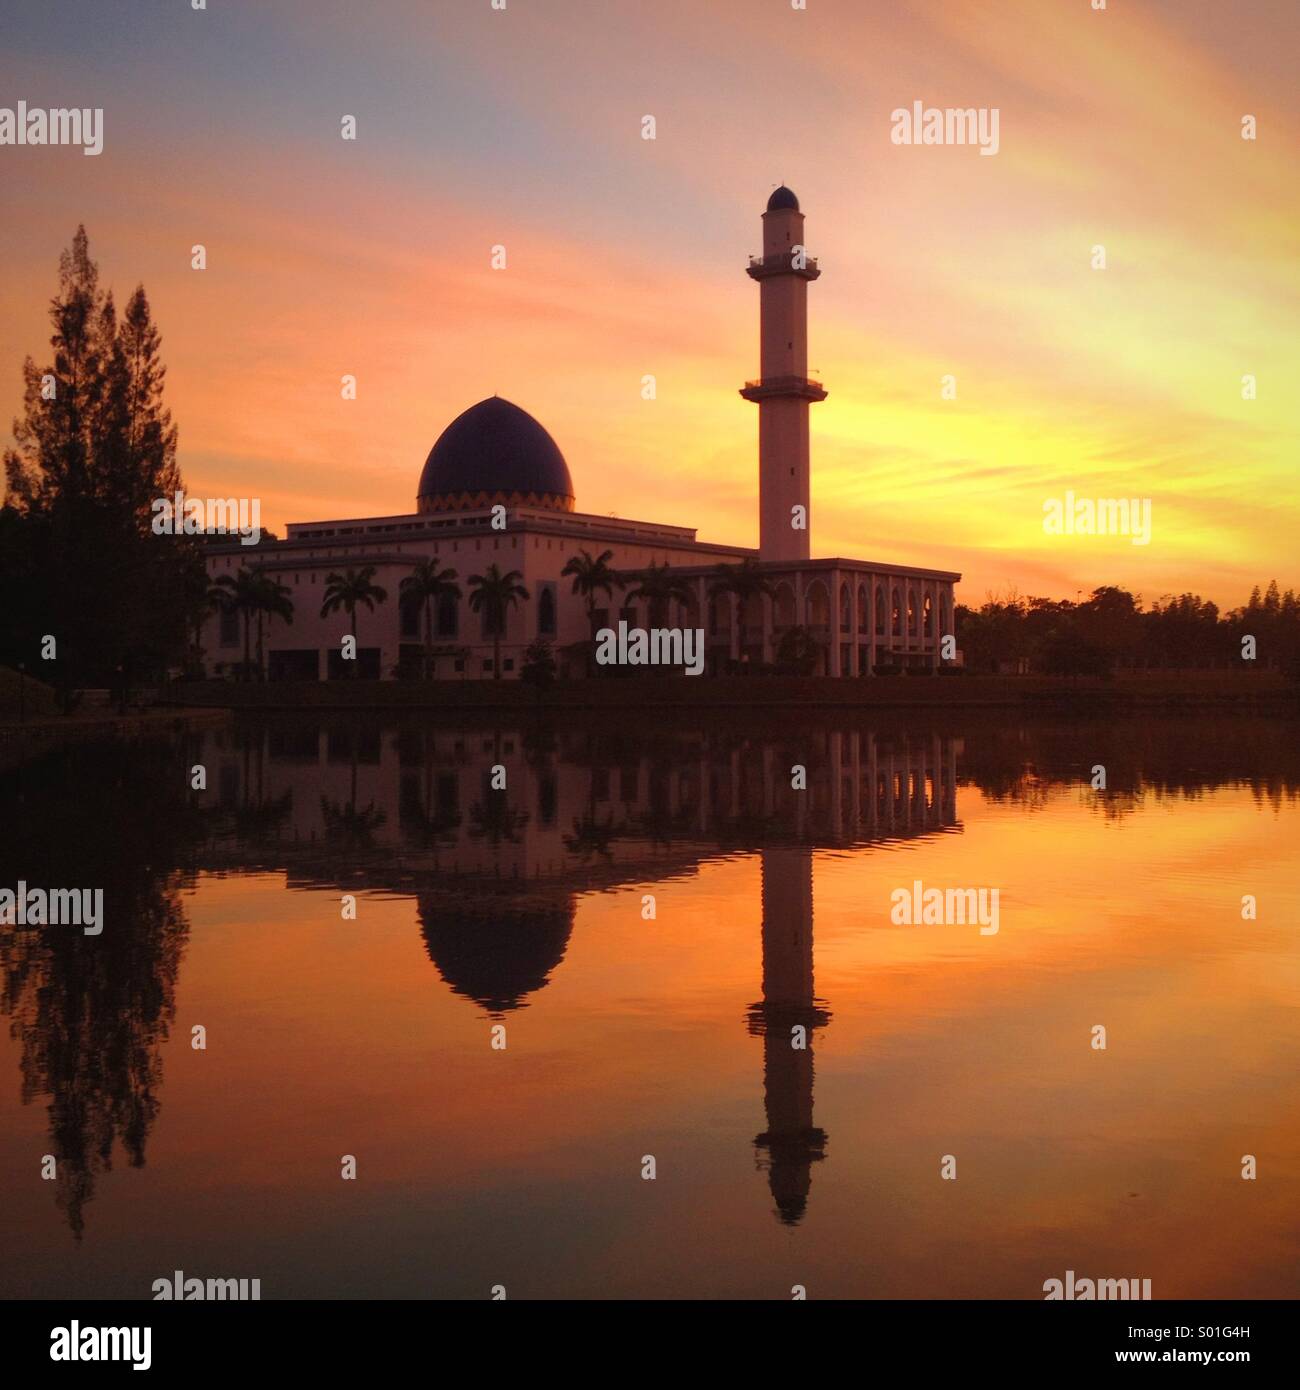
[1,710,1296,1299]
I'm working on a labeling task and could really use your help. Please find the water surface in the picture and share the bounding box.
[1,711,1296,1299]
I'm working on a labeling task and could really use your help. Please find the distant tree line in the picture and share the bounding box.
[956,584,1300,677]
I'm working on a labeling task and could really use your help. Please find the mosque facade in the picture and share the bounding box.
[200,187,960,680]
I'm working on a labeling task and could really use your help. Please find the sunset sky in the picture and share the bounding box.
[3,0,1297,609]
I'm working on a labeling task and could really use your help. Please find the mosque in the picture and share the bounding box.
[201,187,960,680]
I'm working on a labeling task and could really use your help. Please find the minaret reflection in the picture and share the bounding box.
[194,719,962,1224]
[747,846,830,1225]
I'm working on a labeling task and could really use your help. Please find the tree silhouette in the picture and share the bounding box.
[251,570,294,680]
[320,565,388,676]
[3,227,193,690]
[400,559,460,679]
[561,548,623,672]
[625,560,695,627]
[467,564,529,678]
[209,568,261,679]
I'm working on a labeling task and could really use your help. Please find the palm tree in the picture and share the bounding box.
[520,639,557,702]
[230,789,294,848]
[181,548,215,676]
[468,792,530,846]
[710,559,775,671]
[467,564,529,679]
[209,567,261,680]
[320,565,388,677]
[399,728,462,856]
[709,557,776,605]
[319,794,388,848]
[318,724,387,846]
[625,560,695,627]
[251,570,294,680]
[563,812,622,864]
[775,624,824,676]
[561,547,624,672]
[399,560,460,680]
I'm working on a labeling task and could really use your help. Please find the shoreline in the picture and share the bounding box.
[0,706,232,747]
[3,676,1294,741]
[150,672,1297,713]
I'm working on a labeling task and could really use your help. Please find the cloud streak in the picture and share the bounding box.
[2,0,1296,606]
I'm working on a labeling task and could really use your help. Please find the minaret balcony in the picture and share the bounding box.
[739,376,828,403]
[746,253,821,281]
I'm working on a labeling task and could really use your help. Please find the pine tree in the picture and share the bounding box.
[3,227,195,693]
[4,225,106,513]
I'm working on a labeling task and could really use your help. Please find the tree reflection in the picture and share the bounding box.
[4,709,1296,1243]
[0,741,200,1237]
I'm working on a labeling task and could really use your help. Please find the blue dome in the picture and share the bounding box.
[766,185,799,212]
[417,397,575,513]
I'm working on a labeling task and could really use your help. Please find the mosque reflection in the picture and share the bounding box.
[198,717,961,1224]
[201,718,960,1005]
[4,714,1297,1245]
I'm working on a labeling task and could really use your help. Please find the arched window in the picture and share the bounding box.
[436,591,458,638]
[806,581,830,628]
[839,582,852,633]
[857,584,869,633]
[891,588,902,637]
[875,586,886,635]
[537,586,556,636]
[742,592,764,634]
[709,593,729,636]
[908,589,918,635]
[774,582,796,628]
[922,593,933,636]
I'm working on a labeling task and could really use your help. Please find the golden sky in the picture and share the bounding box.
[2,0,1297,608]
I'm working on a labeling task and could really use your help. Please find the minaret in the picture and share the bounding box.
[740,186,826,563]
[748,846,830,1225]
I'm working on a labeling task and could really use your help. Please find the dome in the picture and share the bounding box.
[418,896,575,1016]
[766,185,799,212]
[417,397,575,514]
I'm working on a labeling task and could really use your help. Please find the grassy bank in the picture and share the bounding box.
[0,704,232,759]
[158,671,1298,712]
[0,664,59,720]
